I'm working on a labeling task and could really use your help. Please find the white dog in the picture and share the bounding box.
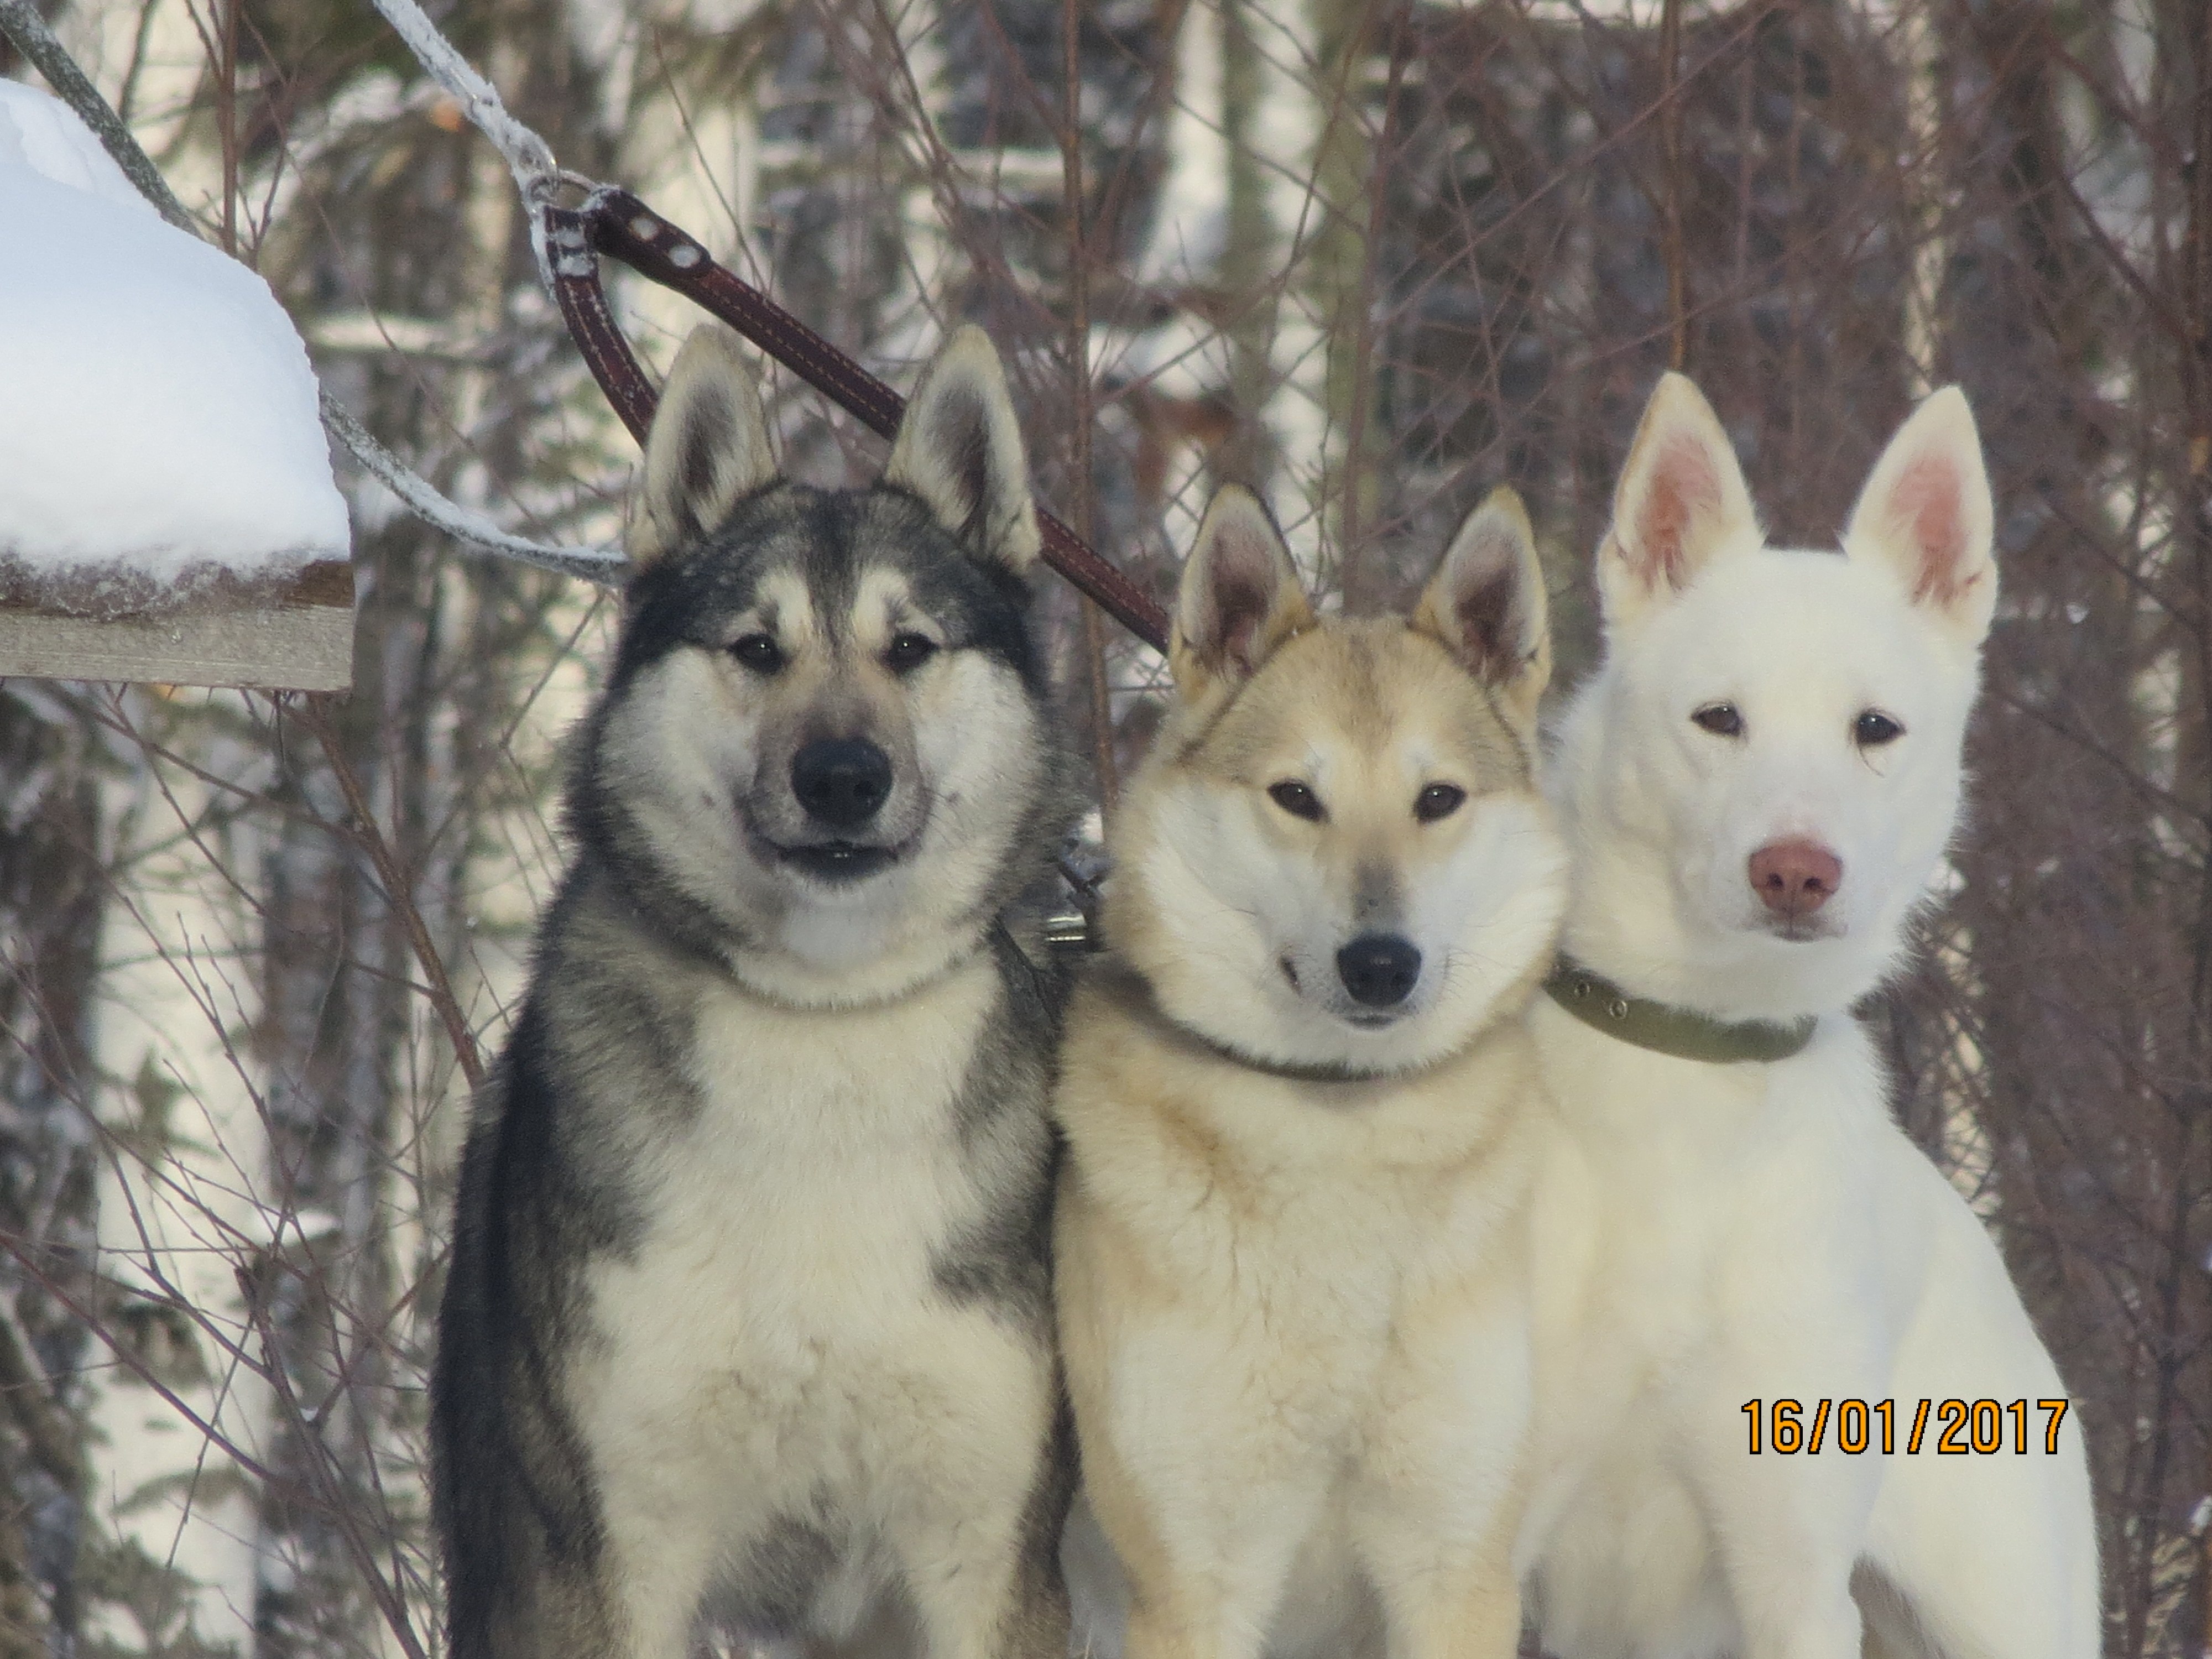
[1519,374,2099,1659]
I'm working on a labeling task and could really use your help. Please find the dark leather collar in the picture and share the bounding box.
[1099,961,1431,1085]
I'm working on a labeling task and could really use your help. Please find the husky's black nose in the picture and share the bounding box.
[792,738,894,828]
[1337,933,1421,1008]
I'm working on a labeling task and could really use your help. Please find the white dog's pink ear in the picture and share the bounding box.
[1599,373,1760,626]
[1171,487,1314,699]
[884,326,1042,573]
[1843,387,1997,644]
[630,325,778,566]
[1413,486,1551,729]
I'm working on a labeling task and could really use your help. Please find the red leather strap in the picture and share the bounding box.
[543,190,1170,653]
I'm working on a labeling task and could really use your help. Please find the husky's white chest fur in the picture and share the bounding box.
[568,953,1052,1639]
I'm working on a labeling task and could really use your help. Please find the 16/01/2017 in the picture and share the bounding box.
[1741,1397,2070,1455]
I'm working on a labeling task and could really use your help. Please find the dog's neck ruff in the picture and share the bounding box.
[1542,957,1817,1064]
[1109,962,1453,1086]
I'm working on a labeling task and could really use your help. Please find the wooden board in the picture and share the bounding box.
[0,559,353,690]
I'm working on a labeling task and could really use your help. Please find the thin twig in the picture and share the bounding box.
[1658,0,1688,371]
[1337,3,1410,598]
[216,0,239,255]
[240,1277,431,1659]
[1061,0,1118,812]
[0,1279,83,1490]
[296,695,488,1094]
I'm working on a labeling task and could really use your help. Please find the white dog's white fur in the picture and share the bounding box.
[1519,375,2099,1659]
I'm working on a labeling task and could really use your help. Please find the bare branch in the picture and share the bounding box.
[0,0,192,229]
[0,0,628,587]
[360,0,560,204]
[319,396,628,585]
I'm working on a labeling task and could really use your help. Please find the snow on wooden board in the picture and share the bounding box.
[0,81,354,690]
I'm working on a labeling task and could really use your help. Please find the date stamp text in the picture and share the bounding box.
[1741,1397,2069,1455]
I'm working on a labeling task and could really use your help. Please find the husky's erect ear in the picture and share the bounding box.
[1598,372,1760,628]
[1842,386,1997,645]
[630,324,778,567]
[883,326,1041,573]
[1413,486,1551,729]
[1170,486,1314,700]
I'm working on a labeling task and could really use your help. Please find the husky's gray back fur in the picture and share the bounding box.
[432,325,1081,1659]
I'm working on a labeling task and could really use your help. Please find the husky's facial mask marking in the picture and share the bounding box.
[1558,374,1997,1014]
[1108,485,1564,1076]
[577,324,1058,1005]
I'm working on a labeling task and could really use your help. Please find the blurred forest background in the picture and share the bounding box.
[0,0,2207,1653]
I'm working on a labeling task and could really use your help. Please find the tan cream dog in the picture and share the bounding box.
[1055,485,1567,1659]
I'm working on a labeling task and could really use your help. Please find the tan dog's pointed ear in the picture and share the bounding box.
[1842,386,1997,646]
[1170,487,1314,701]
[1598,372,1760,628]
[1413,486,1551,730]
[883,326,1041,573]
[629,324,777,567]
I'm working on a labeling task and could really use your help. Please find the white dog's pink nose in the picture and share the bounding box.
[1749,839,1842,919]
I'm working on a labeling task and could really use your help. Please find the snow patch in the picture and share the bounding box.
[0,82,349,612]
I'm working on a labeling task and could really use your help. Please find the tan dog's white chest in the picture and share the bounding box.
[1109,1138,1468,1478]
[1062,1035,1537,1657]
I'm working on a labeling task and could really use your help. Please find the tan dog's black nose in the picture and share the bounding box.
[1337,934,1421,1007]
[1749,839,1842,918]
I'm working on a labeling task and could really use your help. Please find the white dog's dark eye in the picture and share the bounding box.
[886,632,937,673]
[1268,780,1325,821]
[731,633,784,673]
[1692,703,1744,738]
[1854,709,1905,747]
[1415,783,1467,822]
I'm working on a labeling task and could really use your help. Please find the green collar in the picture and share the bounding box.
[1542,957,1817,1064]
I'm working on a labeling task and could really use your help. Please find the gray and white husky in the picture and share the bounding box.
[431,324,1081,1659]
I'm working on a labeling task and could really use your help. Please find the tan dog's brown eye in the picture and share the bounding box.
[1415,783,1466,822]
[886,632,937,674]
[731,634,784,674]
[1267,780,1324,821]
[1692,702,1744,737]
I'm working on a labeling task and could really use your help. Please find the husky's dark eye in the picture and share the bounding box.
[1415,783,1467,822]
[731,634,784,674]
[1854,709,1905,747]
[1267,780,1325,821]
[1692,702,1744,738]
[886,632,938,674]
